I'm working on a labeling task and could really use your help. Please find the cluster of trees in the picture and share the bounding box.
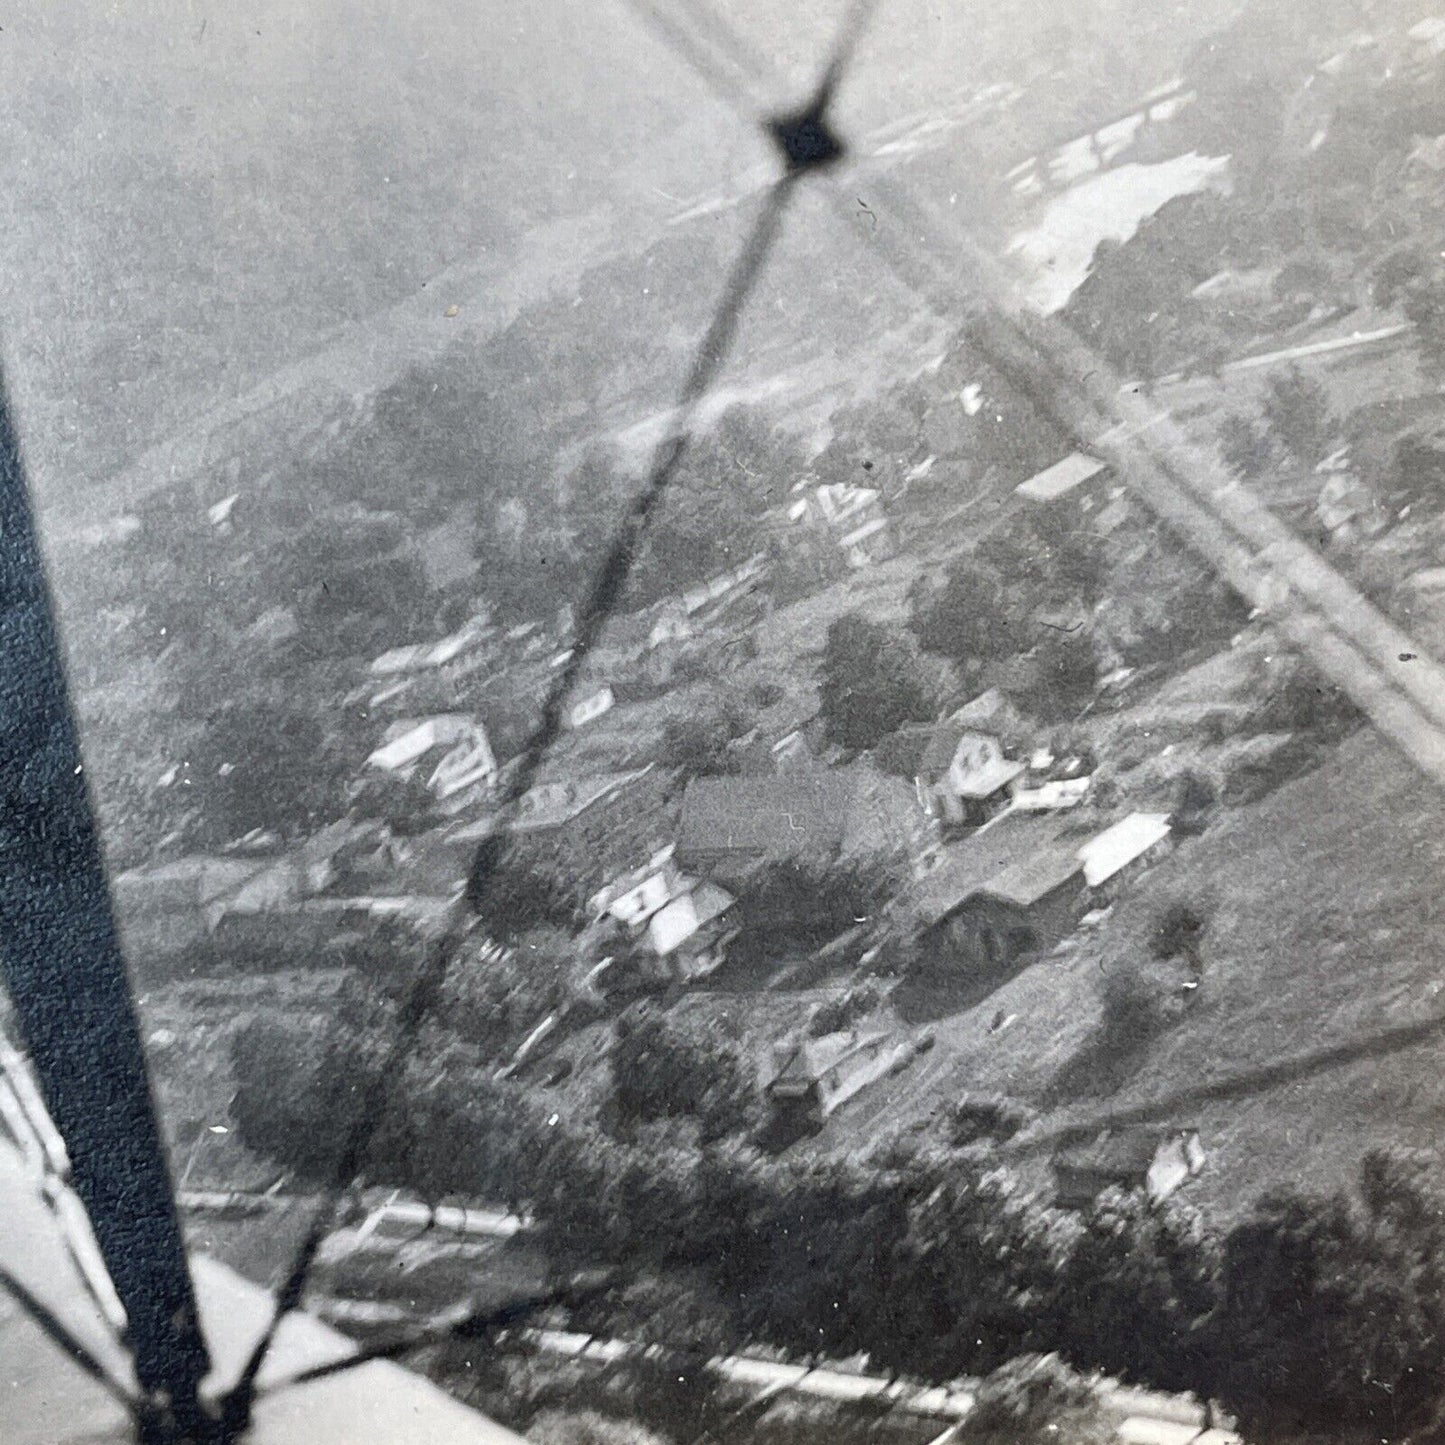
[608,1006,758,1143]
[1374,245,1445,371]
[657,696,753,779]
[908,515,1108,718]
[1063,199,1232,383]
[465,841,589,944]
[1260,366,1337,467]
[806,981,885,1038]
[732,857,900,962]
[1057,0,1445,395]
[817,614,938,751]
[813,505,1125,753]
[231,978,1445,1441]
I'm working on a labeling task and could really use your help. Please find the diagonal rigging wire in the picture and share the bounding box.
[0,1030,130,1344]
[621,0,1445,1111]
[222,1,880,1423]
[0,1265,139,1410]
[627,0,761,114]
[223,179,799,1431]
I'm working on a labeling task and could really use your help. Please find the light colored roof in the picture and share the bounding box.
[1189,268,1275,302]
[366,716,473,772]
[771,1029,893,1086]
[954,752,1027,800]
[569,685,616,726]
[648,881,736,955]
[369,619,491,677]
[838,515,889,548]
[589,846,679,918]
[1015,452,1108,502]
[1011,776,1092,813]
[207,492,240,526]
[428,733,497,801]
[369,643,432,677]
[1077,813,1171,887]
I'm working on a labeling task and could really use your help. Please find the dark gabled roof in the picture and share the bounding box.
[919,720,966,779]
[910,815,1072,927]
[677,774,855,859]
[978,842,1084,907]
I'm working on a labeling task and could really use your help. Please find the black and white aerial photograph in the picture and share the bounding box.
[5,3,1445,1442]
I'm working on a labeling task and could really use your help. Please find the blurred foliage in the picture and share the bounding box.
[609,1004,759,1144]
[817,613,937,750]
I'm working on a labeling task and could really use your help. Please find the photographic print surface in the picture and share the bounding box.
[3,4,1445,1443]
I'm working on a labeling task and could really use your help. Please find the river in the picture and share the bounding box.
[1009,152,1232,314]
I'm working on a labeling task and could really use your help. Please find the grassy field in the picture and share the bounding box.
[822,723,1445,1220]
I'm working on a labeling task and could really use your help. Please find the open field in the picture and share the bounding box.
[818,724,1445,1221]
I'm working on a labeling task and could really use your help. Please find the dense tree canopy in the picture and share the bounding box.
[817,613,937,750]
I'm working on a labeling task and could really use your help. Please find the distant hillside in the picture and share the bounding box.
[7,0,1238,537]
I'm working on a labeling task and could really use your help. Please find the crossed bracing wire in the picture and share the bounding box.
[12,0,1439,1438]
[199,0,1445,1425]
[632,0,1445,788]
[219,1,881,1432]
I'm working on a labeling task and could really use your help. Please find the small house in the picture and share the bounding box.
[78,515,143,549]
[912,816,1073,969]
[1014,453,1111,516]
[207,493,241,531]
[948,731,1027,826]
[648,608,695,650]
[568,685,616,730]
[790,482,893,570]
[892,720,1027,835]
[790,480,882,532]
[1053,1128,1206,1210]
[588,849,738,988]
[643,880,738,982]
[1077,813,1171,894]
[682,555,769,618]
[112,855,270,955]
[771,728,813,771]
[588,847,685,927]
[366,716,498,804]
[926,841,1086,975]
[839,515,895,569]
[368,616,492,678]
[766,1029,911,1127]
[1011,776,1091,814]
